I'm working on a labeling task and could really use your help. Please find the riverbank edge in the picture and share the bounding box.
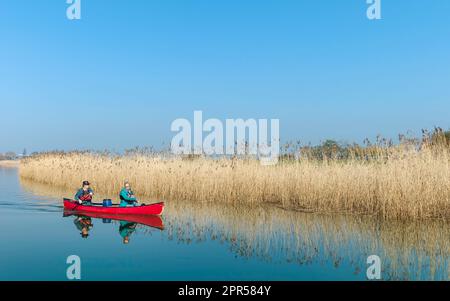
[0,160,20,168]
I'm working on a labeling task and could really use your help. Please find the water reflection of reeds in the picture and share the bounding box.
[21,179,450,280]
[162,202,449,280]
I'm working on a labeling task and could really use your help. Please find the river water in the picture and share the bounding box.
[0,167,448,280]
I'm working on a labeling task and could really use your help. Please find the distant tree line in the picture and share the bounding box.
[0,149,28,160]
[0,152,18,160]
[279,127,450,162]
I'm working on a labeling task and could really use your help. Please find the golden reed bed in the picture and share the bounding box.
[19,140,450,220]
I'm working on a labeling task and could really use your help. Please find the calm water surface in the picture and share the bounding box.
[0,167,448,280]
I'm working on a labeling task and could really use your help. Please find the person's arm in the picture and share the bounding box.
[74,189,82,202]
[120,189,137,202]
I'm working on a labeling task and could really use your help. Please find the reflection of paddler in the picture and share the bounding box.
[74,216,93,238]
[119,221,137,244]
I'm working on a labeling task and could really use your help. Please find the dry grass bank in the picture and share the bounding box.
[19,142,450,219]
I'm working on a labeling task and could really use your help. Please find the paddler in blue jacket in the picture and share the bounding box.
[119,181,139,207]
[75,181,94,205]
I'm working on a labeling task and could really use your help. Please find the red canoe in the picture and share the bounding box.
[63,198,165,216]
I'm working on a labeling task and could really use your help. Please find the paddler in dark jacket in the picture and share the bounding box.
[119,181,138,207]
[75,180,94,205]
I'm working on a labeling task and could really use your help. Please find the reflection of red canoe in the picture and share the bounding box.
[63,210,164,230]
[63,198,164,216]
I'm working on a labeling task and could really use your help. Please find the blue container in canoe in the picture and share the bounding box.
[102,199,112,207]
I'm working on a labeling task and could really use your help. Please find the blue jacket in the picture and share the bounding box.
[119,188,137,205]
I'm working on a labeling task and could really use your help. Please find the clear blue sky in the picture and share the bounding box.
[1,0,449,153]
